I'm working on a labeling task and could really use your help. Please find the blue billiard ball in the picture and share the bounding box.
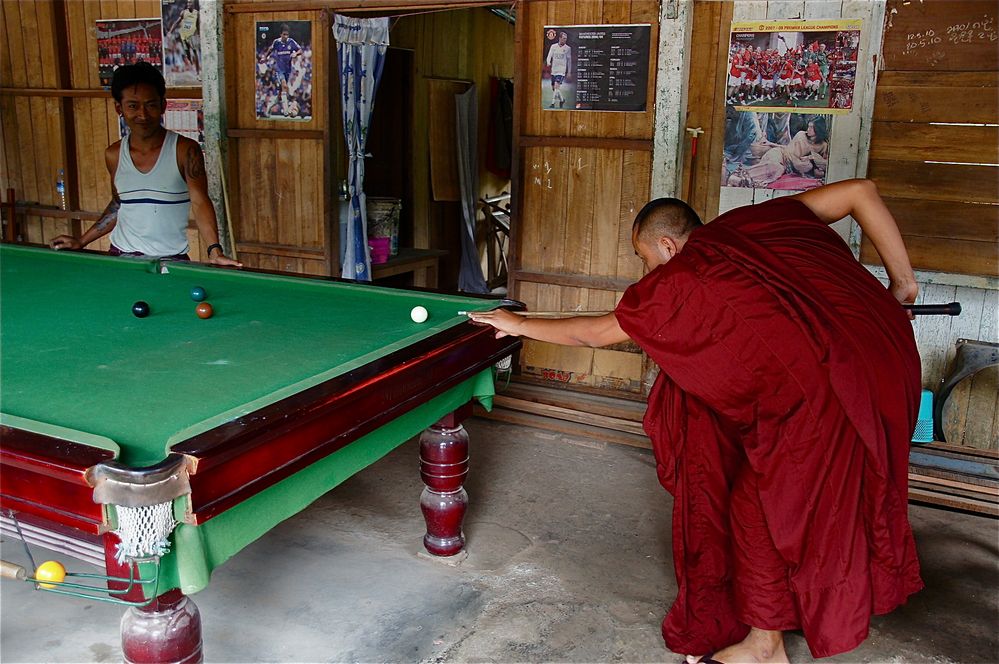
[132,301,150,318]
[190,286,207,302]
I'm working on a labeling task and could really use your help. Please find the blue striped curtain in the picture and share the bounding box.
[333,15,389,280]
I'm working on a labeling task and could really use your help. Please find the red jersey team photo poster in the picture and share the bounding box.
[725,19,862,113]
[96,19,164,88]
[721,19,863,192]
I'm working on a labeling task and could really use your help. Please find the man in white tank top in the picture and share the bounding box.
[50,63,239,266]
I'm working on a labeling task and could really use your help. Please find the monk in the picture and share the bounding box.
[467,179,923,663]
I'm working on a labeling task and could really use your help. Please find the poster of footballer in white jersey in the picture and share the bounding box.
[541,24,651,112]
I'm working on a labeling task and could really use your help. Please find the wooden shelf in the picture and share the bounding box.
[371,248,447,288]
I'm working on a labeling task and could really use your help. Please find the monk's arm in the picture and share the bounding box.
[466,309,631,347]
[792,178,917,305]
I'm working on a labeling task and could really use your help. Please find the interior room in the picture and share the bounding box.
[1,1,996,662]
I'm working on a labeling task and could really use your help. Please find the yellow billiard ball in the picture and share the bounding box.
[35,560,66,589]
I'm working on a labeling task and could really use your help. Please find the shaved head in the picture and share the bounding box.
[632,198,703,243]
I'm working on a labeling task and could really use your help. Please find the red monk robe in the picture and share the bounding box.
[615,197,923,658]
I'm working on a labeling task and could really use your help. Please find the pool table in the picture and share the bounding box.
[0,244,521,663]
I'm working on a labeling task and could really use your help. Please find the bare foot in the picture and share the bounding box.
[691,628,790,663]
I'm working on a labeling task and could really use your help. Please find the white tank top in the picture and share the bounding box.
[110,130,191,257]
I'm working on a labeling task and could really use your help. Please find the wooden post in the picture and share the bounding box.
[3,188,17,242]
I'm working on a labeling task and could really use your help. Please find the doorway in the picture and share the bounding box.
[364,46,415,258]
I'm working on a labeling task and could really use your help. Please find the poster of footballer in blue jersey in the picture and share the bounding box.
[255,20,313,121]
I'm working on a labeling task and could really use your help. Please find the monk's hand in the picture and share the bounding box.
[889,277,918,320]
[466,308,525,339]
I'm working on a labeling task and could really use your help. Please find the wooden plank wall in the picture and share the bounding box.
[707,1,882,221]
[865,0,998,278]
[863,0,998,447]
[0,0,215,261]
[511,0,658,396]
[389,8,515,289]
[681,1,733,223]
[0,0,514,276]
[223,7,330,275]
[682,1,997,445]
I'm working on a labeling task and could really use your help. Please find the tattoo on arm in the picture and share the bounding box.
[186,145,206,180]
[95,198,120,231]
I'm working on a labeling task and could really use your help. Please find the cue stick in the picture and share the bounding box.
[508,310,611,317]
[0,560,27,581]
[461,303,962,318]
[215,143,238,260]
[903,302,961,316]
[458,310,611,317]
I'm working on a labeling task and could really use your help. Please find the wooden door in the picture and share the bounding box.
[223,7,332,276]
[510,0,659,397]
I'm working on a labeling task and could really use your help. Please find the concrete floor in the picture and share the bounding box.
[2,417,997,663]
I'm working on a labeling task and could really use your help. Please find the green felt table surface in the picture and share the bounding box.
[0,244,500,467]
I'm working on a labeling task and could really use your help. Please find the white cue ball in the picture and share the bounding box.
[410,305,429,323]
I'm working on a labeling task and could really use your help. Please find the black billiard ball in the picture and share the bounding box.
[132,301,150,318]
[191,286,207,302]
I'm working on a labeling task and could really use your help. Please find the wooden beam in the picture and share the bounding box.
[16,204,100,221]
[225,1,500,14]
[874,84,998,124]
[706,1,734,220]
[908,486,999,517]
[474,404,652,450]
[3,189,17,242]
[869,122,998,164]
[228,128,325,140]
[52,0,80,234]
[868,159,999,205]
[509,0,526,300]
[864,236,998,278]
[908,472,999,499]
[919,442,999,460]
[492,394,648,437]
[877,71,998,88]
[235,241,326,260]
[879,198,999,243]
[519,135,654,152]
[0,87,202,99]
[512,269,636,293]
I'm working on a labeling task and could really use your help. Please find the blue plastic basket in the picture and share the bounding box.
[911,389,934,444]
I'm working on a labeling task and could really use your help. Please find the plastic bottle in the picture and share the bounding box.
[56,169,66,210]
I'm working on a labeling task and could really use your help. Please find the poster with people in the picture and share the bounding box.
[96,19,164,88]
[723,111,831,190]
[164,100,205,146]
[725,19,861,113]
[118,100,205,148]
[255,20,313,121]
[541,24,651,112]
[161,0,202,86]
